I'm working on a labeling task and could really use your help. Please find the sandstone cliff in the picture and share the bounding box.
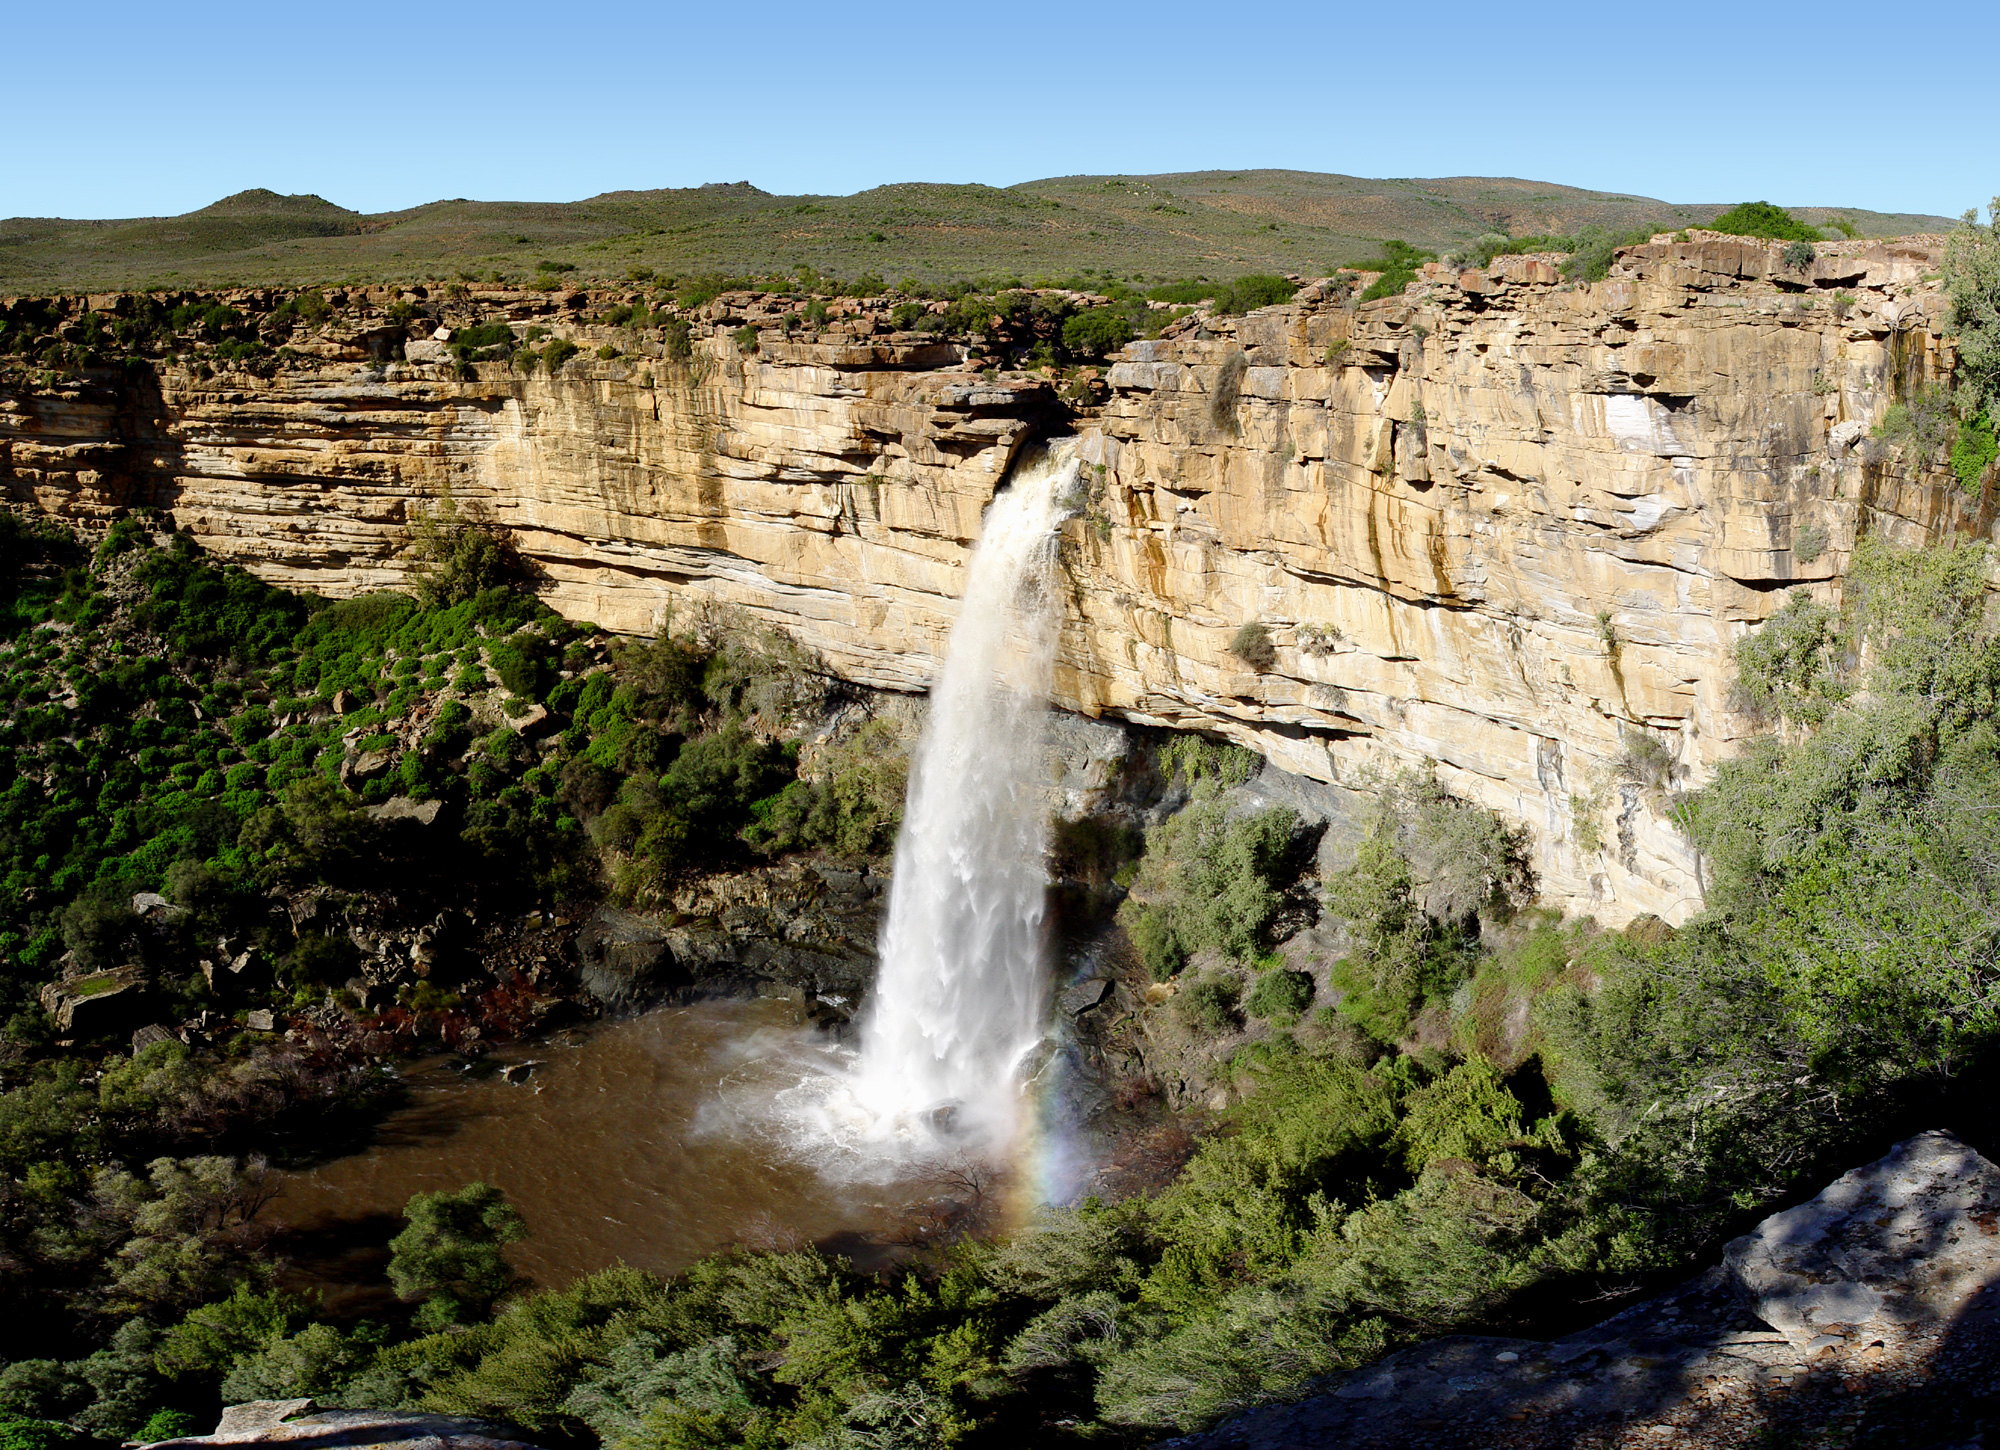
[1,233,1979,922]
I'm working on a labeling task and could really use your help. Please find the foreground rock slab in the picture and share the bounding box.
[146,1402,548,1450]
[1167,1130,2000,1449]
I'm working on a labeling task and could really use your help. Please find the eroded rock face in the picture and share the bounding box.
[1163,1130,2000,1450]
[3,234,1978,922]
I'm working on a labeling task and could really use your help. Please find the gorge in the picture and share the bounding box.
[1,229,1971,925]
[2,214,1997,1450]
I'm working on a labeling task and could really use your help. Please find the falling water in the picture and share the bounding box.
[846,442,1079,1157]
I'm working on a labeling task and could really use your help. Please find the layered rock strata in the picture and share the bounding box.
[1,233,1979,921]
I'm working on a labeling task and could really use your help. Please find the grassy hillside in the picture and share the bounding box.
[0,172,1955,293]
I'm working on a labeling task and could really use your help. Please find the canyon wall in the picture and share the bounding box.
[1,234,1982,923]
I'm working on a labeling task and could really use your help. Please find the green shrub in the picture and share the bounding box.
[486,634,554,701]
[541,339,579,372]
[1060,307,1134,359]
[0,1415,77,1450]
[743,718,907,859]
[1246,967,1314,1024]
[1707,200,1822,242]
[732,326,759,354]
[403,489,537,611]
[1560,225,1663,284]
[1952,410,1997,491]
[1175,972,1242,1034]
[1118,801,1299,978]
[388,1182,526,1331]
[1212,275,1297,316]
[1159,735,1260,793]
[1353,242,1433,302]
[1781,239,1818,271]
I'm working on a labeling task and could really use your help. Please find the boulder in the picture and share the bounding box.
[366,795,444,826]
[39,969,143,1035]
[1060,977,1113,1017]
[130,1023,177,1054]
[142,1404,549,1450]
[341,749,393,785]
[572,906,677,1012]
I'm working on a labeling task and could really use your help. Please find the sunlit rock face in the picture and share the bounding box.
[1,234,1976,923]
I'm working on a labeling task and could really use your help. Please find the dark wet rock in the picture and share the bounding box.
[1164,1130,2000,1449]
[573,905,675,1012]
[1061,977,1114,1016]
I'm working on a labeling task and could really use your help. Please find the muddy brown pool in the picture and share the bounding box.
[270,999,942,1311]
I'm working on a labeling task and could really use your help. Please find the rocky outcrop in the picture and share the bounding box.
[146,1401,546,1450]
[1165,1130,2000,1449]
[3,233,1980,923]
[573,865,884,1017]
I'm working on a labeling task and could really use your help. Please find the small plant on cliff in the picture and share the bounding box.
[1872,384,1957,455]
[732,325,760,354]
[1560,224,1664,284]
[1211,274,1298,316]
[1229,620,1277,671]
[1953,410,1998,491]
[1782,239,1819,271]
[1174,972,1243,1034]
[541,338,579,372]
[1208,351,1248,434]
[1246,965,1314,1024]
[1061,306,1134,359]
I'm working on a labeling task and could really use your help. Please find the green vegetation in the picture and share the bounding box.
[1953,410,1997,491]
[1118,739,1298,981]
[0,525,1996,1447]
[1352,240,1433,301]
[1946,198,2000,416]
[388,1183,527,1331]
[1706,200,1824,242]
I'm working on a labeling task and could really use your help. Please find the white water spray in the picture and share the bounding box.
[845,442,1079,1156]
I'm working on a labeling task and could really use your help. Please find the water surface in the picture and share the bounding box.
[271,999,941,1312]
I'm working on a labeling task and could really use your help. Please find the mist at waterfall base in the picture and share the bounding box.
[702,444,1086,1199]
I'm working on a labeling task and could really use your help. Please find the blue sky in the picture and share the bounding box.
[8,0,1994,221]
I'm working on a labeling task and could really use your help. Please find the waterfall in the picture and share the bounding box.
[849,441,1079,1155]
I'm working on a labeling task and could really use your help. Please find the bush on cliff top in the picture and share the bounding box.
[1706,200,1823,242]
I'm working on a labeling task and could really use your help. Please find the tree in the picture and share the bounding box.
[1945,198,2000,414]
[403,487,537,610]
[388,1182,527,1330]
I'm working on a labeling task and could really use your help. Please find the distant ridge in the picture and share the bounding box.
[188,189,360,219]
[0,169,1959,293]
